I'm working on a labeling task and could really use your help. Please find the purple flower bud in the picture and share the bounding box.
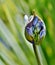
[25,15,46,44]
[32,16,38,26]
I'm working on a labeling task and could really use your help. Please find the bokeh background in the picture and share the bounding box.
[0,0,55,65]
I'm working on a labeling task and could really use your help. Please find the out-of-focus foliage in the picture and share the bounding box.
[0,0,55,65]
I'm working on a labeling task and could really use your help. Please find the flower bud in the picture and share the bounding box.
[25,15,46,45]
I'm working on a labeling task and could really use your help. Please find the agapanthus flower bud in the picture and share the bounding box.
[25,15,46,45]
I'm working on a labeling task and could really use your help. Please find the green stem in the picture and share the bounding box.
[33,43,41,65]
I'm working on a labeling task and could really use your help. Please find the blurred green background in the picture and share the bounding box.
[0,0,55,65]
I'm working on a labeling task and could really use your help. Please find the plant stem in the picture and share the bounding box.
[33,43,41,65]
